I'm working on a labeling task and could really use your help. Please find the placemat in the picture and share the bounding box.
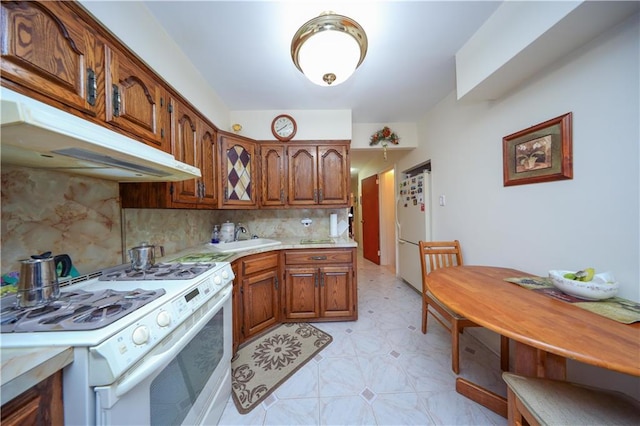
[170,252,233,263]
[505,277,640,324]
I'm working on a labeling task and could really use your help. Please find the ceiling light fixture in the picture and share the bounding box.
[291,12,368,87]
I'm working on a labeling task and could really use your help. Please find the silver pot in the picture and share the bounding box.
[128,243,164,271]
[17,252,72,308]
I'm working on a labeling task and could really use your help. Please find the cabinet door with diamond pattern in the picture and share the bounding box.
[219,134,258,208]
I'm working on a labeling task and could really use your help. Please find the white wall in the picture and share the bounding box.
[79,0,230,126]
[229,110,351,140]
[397,14,639,397]
[352,123,418,149]
[379,169,396,267]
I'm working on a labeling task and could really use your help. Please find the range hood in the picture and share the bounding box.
[1,88,201,182]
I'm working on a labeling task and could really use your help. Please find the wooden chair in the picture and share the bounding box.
[502,372,640,426]
[419,240,509,374]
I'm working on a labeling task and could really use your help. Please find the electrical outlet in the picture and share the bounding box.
[439,195,446,206]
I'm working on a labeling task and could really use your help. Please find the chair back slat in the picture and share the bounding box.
[419,240,463,293]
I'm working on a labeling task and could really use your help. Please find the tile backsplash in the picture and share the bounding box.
[2,166,351,276]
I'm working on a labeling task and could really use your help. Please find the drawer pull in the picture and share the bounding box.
[311,256,327,260]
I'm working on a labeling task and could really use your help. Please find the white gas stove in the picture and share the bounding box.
[1,260,234,425]
[1,262,231,347]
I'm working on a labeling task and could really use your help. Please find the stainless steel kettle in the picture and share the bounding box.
[17,252,72,308]
[128,242,164,271]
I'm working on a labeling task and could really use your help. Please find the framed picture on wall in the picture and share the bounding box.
[502,112,573,186]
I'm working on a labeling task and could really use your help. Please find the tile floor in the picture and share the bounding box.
[219,251,508,425]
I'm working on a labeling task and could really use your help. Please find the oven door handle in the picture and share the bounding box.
[113,285,231,398]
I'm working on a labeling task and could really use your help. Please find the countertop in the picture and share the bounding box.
[0,236,357,404]
[163,236,358,264]
[1,346,74,405]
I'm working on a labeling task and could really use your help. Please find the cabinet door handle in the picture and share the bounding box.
[112,84,121,117]
[314,274,318,288]
[275,277,279,291]
[319,188,323,203]
[87,68,97,106]
[313,189,318,203]
[311,256,327,260]
[280,189,284,203]
[320,275,324,287]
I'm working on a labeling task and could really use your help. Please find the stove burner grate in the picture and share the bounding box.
[98,262,215,281]
[0,288,165,333]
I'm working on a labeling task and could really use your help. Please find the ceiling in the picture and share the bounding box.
[142,1,502,172]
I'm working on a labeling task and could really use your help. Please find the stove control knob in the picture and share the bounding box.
[213,275,222,285]
[221,270,230,280]
[156,310,171,327]
[132,325,150,345]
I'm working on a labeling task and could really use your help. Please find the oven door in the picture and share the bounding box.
[94,285,232,426]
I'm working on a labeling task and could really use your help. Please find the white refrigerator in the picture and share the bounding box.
[397,171,431,291]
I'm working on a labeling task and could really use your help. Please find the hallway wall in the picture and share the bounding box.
[379,169,396,267]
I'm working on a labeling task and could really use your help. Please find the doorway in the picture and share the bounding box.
[361,174,380,264]
[360,168,396,267]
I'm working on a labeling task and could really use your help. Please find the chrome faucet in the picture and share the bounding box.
[234,223,248,241]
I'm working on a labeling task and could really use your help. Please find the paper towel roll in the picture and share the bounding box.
[330,213,338,237]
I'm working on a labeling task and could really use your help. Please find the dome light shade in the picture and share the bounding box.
[291,13,368,86]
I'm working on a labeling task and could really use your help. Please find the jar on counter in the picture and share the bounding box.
[220,221,234,243]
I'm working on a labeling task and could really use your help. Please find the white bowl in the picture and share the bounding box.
[548,270,618,300]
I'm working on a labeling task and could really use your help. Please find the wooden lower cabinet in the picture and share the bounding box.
[233,252,279,350]
[232,248,357,354]
[1,370,64,426]
[283,248,357,322]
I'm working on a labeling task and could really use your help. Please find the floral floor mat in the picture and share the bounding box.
[231,322,332,414]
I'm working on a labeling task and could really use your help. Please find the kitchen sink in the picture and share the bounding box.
[208,238,281,253]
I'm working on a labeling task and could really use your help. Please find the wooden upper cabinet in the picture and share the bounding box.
[105,45,169,152]
[260,144,287,207]
[220,133,258,208]
[318,144,349,205]
[170,99,199,205]
[287,142,349,207]
[0,1,102,116]
[198,118,217,207]
[119,101,216,210]
[287,145,318,206]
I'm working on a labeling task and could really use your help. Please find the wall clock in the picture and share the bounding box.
[271,114,297,141]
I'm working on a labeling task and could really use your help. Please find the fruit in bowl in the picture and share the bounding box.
[548,269,618,300]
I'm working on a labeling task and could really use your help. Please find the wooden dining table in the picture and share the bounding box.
[427,265,640,416]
